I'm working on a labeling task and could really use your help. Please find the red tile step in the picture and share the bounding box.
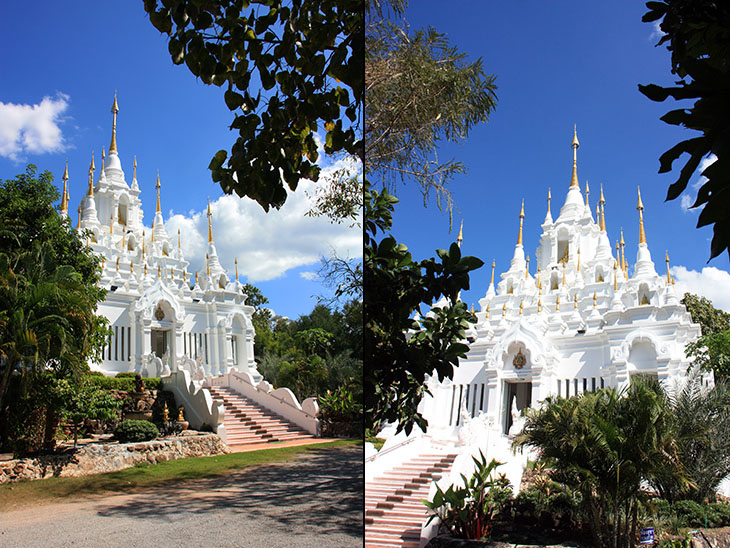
[208,386,316,446]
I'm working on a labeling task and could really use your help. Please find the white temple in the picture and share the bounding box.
[419,128,702,439]
[61,95,260,381]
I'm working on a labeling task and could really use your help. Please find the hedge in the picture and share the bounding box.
[89,376,162,391]
[114,419,159,443]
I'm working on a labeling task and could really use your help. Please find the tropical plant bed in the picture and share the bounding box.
[425,535,584,548]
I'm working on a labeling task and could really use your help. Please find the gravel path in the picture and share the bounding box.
[0,445,363,548]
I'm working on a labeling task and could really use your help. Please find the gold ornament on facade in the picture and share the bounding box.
[513,349,526,369]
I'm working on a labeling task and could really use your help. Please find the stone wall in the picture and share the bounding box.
[0,433,230,484]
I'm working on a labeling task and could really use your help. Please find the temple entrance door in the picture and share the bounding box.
[503,381,532,434]
[151,329,169,358]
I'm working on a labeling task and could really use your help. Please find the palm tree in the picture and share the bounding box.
[514,379,683,548]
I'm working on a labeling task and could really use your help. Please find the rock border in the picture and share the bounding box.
[0,433,230,484]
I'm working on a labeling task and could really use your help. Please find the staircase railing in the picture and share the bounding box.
[211,370,320,436]
[161,370,227,442]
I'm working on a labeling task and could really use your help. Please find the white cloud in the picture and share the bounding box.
[0,94,69,161]
[165,155,362,283]
[671,265,730,312]
[649,21,665,41]
[680,154,716,212]
[300,271,318,281]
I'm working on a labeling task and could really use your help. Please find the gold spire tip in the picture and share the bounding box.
[155,171,161,213]
[109,92,119,153]
[570,126,580,187]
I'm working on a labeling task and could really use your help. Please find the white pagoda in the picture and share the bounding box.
[61,95,260,381]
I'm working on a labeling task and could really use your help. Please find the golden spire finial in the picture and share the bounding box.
[101,146,106,170]
[577,247,581,271]
[665,251,671,284]
[194,271,198,285]
[235,257,239,282]
[613,260,618,290]
[502,302,506,317]
[517,199,525,245]
[457,220,463,248]
[490,259,495,286]
[101,257,105,270]
[486,304,490,319]
[519,300,524,315]
[585,181,590,207]
[207,199,214,243]
[142,230,146,257]
[556,294,560,311]
[77,203,81,229]
[178,228,181,249]
[157,264,161,278]
[570,125,580,188]
[620,228,626,272]
[637,186,647,245]
[61,160,69,214]
[110,91,119,153]
[206,252,210,275]
[593,291,597,307]
[562,263,566,286]
[574,293,578,309]
[525,255,530,279]
[171,267,174,280]
[538,297,542,313]
[599,183,606,231]
[110,213,114,234]
[130,260,134,274]
[133,156,137,179]
[470,304,475,315]
[156,171,161,213]
[88,153,95,196]
[144,262,148,276]
[115,257,119,272]
[547,187,551,214]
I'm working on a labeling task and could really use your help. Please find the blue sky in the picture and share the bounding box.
[0,2,361,320]
[386,2,730,312]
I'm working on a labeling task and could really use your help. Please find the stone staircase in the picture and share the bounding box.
[365,452,457,548]
[208,386,316,446]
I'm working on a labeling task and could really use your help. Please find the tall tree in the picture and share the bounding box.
[681,292,730,380]
[144,0,363,211]
[0,166,108,448]
[364,1,495,435]
[366,0,497,216]
[639,0,730,261]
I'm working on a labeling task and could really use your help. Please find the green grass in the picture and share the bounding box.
[0,439,361,511]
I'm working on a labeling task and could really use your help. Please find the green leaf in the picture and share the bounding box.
[224,90,244,111]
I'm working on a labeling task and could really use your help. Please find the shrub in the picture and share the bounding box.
[114,419,159,443]
[115,372,137,378]
[424,452,509,540]
[673,500,706,528]
[89,371,106,377]
[318,381,362,423]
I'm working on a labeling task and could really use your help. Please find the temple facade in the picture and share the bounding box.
[61,95,260,381]
[417,128,703,441]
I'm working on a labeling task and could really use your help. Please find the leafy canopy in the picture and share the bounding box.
[364,182,482,435]
[366,0,497,216]
[144,0,363,211]
[639,0,730,261]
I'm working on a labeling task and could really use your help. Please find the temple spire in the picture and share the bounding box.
[490,259,495,286]
[570,125,580,188]
[109,91,119,154]
[547,188,551,214]
[177,228,181,249]
[88,153,95,196]
[207,199,214,243]
[133,156,137,180]
[665,251,671,284]
[235,257,239,282]
[156,171,161,213]
[620,228,626,272]
[637,186,647,244]
[599,184,606,231]
[101,147,106,170]
[585,181,590,207]
[457,220,463,248]
[61,160,69,216]
[517,199,525,245]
